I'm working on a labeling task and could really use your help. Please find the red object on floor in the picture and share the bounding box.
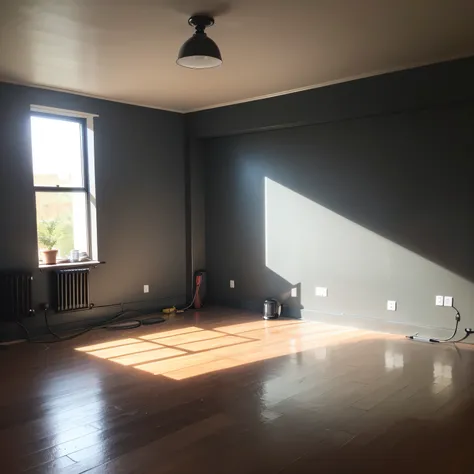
[194,274,203,309]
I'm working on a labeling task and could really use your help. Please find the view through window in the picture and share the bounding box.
[31,113,90,263]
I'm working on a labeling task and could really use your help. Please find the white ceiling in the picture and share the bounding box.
[1,0,474,113]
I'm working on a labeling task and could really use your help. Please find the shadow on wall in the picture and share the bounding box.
[217,268,304,319]
[265,177,473,333]
[204,104,474,335]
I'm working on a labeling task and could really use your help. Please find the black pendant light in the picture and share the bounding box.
[177,15,222,69]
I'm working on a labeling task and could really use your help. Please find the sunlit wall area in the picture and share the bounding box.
[265,177,473,334]
[203,100,474,340]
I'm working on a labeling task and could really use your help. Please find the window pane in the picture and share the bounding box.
[36,192,88,261]
[31,115,84,187]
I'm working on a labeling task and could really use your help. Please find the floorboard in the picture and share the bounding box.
[1,306,473,473]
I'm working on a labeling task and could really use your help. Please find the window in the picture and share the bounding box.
[30,106,98,264]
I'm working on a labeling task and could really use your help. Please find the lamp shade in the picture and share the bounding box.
[177,32,222,69]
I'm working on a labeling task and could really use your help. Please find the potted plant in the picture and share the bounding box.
[38,219,61,265]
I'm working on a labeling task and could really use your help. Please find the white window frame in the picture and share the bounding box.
[30,105,99,263]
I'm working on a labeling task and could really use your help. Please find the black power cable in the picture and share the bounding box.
[452,328,474,344]
[14,294,186,344]
[407,305,473,345]
[176,280,201,313]
[44,308,62,339]
[437,306,461,342]
[17,308,150,344]
[16,321,32,341]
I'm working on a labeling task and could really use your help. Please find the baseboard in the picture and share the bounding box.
[209,297,302,319]
[206,298,472,344]
[301,309,472,342]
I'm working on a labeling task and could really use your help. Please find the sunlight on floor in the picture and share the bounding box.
[75,319,385,380]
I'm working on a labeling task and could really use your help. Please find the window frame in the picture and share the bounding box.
[30,106,99,264]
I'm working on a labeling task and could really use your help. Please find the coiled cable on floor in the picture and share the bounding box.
[16,308,160,344]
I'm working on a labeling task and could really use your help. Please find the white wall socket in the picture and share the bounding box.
[387,300,397,311]
[291,287,298,297]
[230,280,235,289]
[316,287,328,297]
[143,284,149,293]
[443,296,454,307]
[435,295,444,306]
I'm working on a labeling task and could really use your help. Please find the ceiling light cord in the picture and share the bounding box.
[195,25,205,35]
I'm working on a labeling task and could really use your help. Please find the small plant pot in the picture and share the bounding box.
[42,249,58,265]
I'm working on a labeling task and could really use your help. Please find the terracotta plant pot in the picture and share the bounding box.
[42,249,58,265]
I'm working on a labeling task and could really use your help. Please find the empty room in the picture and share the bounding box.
[0,1,474,473]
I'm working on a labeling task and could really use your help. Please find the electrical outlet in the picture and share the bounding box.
[230,280,235,289]
[443,296,454,307]
[143,285,149,293]
[291,287,298,297]
[316,287,328,297]
[435,295,444,306]
[387,300,397,311]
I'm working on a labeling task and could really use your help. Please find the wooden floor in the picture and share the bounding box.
[1,306,473,473]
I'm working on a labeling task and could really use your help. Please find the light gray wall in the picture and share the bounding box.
[264,174,473,336]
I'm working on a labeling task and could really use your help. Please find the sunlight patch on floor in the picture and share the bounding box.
[140,326,203,340]
[75,320,380,380]
[149,330,226,346]
[75,338,142,352]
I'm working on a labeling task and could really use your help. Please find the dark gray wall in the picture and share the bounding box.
[188,57,474,138]
[188,138,206,274]
[0,83,186,339]
[188,57,474,337]
[2,57,474,341]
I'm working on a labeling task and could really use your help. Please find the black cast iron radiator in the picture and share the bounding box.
[0,272,34,321]
[55,269,90,312]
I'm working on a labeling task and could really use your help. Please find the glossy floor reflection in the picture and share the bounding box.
[75,318,373,380]
[1,306,473,473]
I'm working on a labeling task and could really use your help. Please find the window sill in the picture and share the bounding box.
[38,260,104,271]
